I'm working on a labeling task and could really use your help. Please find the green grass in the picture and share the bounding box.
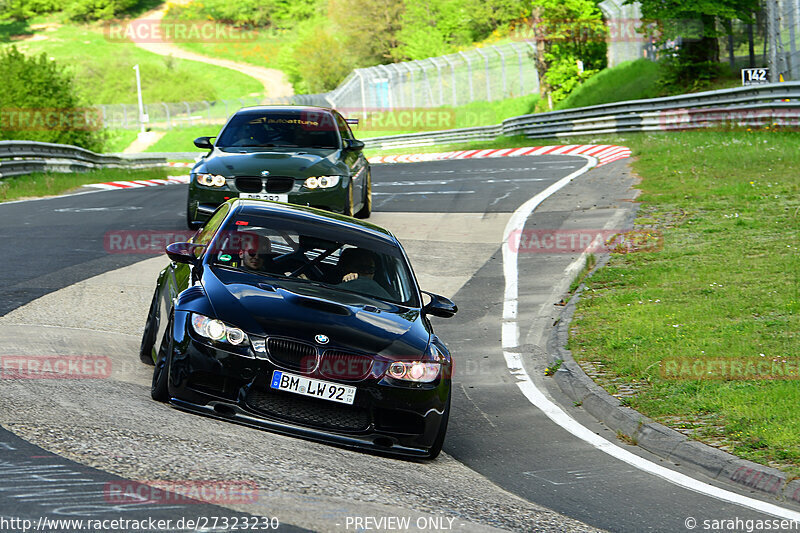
[4,22,263,104]
[0,166,184,202]
[554,59,742,111]
[564,130,800,474]
[103,129,140,153]
[143,125,221,153]
[555,59,661,110]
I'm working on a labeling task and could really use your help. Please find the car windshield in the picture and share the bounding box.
[206,211,419,307]
[216,111,339,150]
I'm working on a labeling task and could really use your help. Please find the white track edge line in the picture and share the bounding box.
[501,154,800,521]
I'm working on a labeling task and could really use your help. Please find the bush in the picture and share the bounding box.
[66,0,140,21]
[0,46,105,151]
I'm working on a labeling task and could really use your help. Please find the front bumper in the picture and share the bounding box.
[166,315,450,458]
[188,176,352,224]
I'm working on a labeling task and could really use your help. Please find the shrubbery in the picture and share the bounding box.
[0,0,143,21]
[0,46,105,151]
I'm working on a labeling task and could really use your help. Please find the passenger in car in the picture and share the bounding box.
[338,248,393,300]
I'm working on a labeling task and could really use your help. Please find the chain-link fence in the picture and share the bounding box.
[324,42,539,113]
[767,0,800,81]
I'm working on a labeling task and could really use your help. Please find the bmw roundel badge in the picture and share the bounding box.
[315,334,329,345]
[261,170,270,177]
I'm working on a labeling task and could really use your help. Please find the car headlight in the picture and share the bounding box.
[196,173,227,187]
[303,176,340,189]
[191,313,247,346]
[386,361,441,383]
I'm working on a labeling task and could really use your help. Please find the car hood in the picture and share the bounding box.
[198,148,347,178]
[203,267,430,357]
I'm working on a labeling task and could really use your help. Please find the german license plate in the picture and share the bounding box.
[270,370,356,405]
[240,193,288,202]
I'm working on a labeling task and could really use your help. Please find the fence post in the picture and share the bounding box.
[458,51,474,102]
[184,101,192,127]
[493,45,508,98]
[475,48,491,101]
[430,57,444,106]
[162,103,170,129]
[377,64,394,108]
[356,69,367,120]
[442,54,458,106]
[511,42,525,94]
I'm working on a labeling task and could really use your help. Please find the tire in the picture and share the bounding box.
[138,289,160,365]
[426,393,451,460]
[354,170,372,219]
[342,184,354,217]
[186,198,201,230]
[151,316,173,402]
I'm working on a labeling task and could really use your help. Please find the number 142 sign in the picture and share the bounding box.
[741,68,769,85]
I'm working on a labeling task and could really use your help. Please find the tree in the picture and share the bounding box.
[328,0,405,64]
[631,0,761,86]
[530,0,607,105]
[0,46,105,151]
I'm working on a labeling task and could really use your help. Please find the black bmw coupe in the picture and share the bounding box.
[187,106,371,229]
[140,199,457,459]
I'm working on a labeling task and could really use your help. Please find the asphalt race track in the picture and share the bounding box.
[0,155,796,532]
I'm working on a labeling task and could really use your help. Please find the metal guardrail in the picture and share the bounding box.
[362,82,800,150]
[0,141,167,178]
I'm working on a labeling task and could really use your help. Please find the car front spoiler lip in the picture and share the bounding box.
[168,397,431,459]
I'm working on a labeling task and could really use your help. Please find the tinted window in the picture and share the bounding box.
[208,212,419,306]
[335,113,353,141]
[216,111,339,150]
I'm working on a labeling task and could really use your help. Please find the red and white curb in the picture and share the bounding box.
[167,162,194,168]
[85,175,189,190]
[367,144,631,167]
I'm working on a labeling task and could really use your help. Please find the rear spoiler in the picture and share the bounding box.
[345,118,359,125]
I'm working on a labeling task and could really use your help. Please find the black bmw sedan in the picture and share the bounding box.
[140,199,457,459]
[187,106,371,229]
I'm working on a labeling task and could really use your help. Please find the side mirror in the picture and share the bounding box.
[421,291,457,318]
[345,138,365,152]
[166,242,206,264]
[193,136,214,150]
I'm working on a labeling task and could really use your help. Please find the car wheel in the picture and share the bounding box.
[151,316,173,402]
[138,289,160,365]
[426,392,451,460]
[343,184,354,217]
[354,170,372,219]
[186,198,201,230]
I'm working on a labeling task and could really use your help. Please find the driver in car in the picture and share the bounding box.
[338,248,393,300]
[237,233,272,272]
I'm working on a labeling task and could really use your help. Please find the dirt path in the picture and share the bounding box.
[130,1,294,99]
